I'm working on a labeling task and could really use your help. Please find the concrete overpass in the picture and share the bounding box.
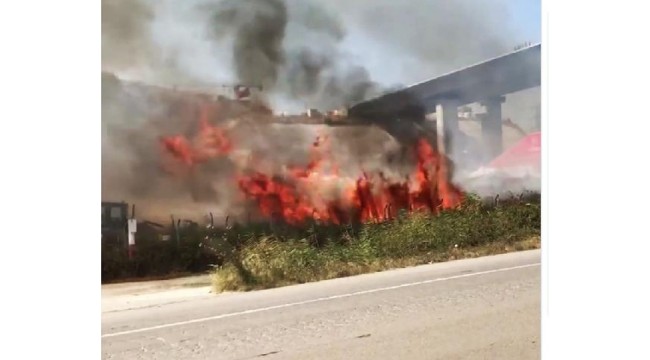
[348,43,541,160]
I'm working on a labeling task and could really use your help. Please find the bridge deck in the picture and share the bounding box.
[348,44,541,118]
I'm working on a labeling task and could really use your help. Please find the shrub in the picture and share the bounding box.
[102,193,541,285]
[211,193,541,291]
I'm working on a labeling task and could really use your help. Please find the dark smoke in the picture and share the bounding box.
[285,50,333,98]
[321,65,381,108]
[207,0,384,110]
[209,0,288,89]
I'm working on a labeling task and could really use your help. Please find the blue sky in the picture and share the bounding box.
[508,0,541,43]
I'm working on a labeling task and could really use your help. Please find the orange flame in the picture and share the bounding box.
[161,104,232,167]
[160,104,463,225]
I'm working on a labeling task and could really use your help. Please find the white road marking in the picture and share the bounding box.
[102,262,540,338]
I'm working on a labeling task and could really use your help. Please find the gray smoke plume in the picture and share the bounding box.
[102,0,154,73]
[203,0,384,110]
[209,0,288,89]
[101,0,541,219]
[323,0,517,82]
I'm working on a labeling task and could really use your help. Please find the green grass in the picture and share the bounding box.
[102,193,540,287]
[211,193,541,292]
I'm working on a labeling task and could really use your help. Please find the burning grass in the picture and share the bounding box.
[119,101,542,290]
[160,102,464,226]
[210,193,540,292]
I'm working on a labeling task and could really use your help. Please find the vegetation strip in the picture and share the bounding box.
[212,194,540,292]
[102,193,540,289]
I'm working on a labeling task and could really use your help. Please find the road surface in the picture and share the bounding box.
[102,250,541,359]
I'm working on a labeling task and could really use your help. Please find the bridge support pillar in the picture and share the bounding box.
[481,96,505,160]
[435,99,460,159]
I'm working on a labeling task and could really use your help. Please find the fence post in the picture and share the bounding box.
[127,217,137,260]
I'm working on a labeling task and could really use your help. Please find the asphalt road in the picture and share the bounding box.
[102,250,541,360]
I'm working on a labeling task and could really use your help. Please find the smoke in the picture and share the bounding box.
[101,72,207,220]
[101,72,402,221]
[325,0,520,83]
[208,0,287,89]
[101,0,154,74]
[201,0,384,111]
[102,0,538,110]
[101,0,540,220]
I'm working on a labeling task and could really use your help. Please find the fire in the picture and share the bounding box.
[160,104,463,225]
[161,104,232,167]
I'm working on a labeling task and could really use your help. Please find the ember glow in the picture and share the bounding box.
[160,104,463,225]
